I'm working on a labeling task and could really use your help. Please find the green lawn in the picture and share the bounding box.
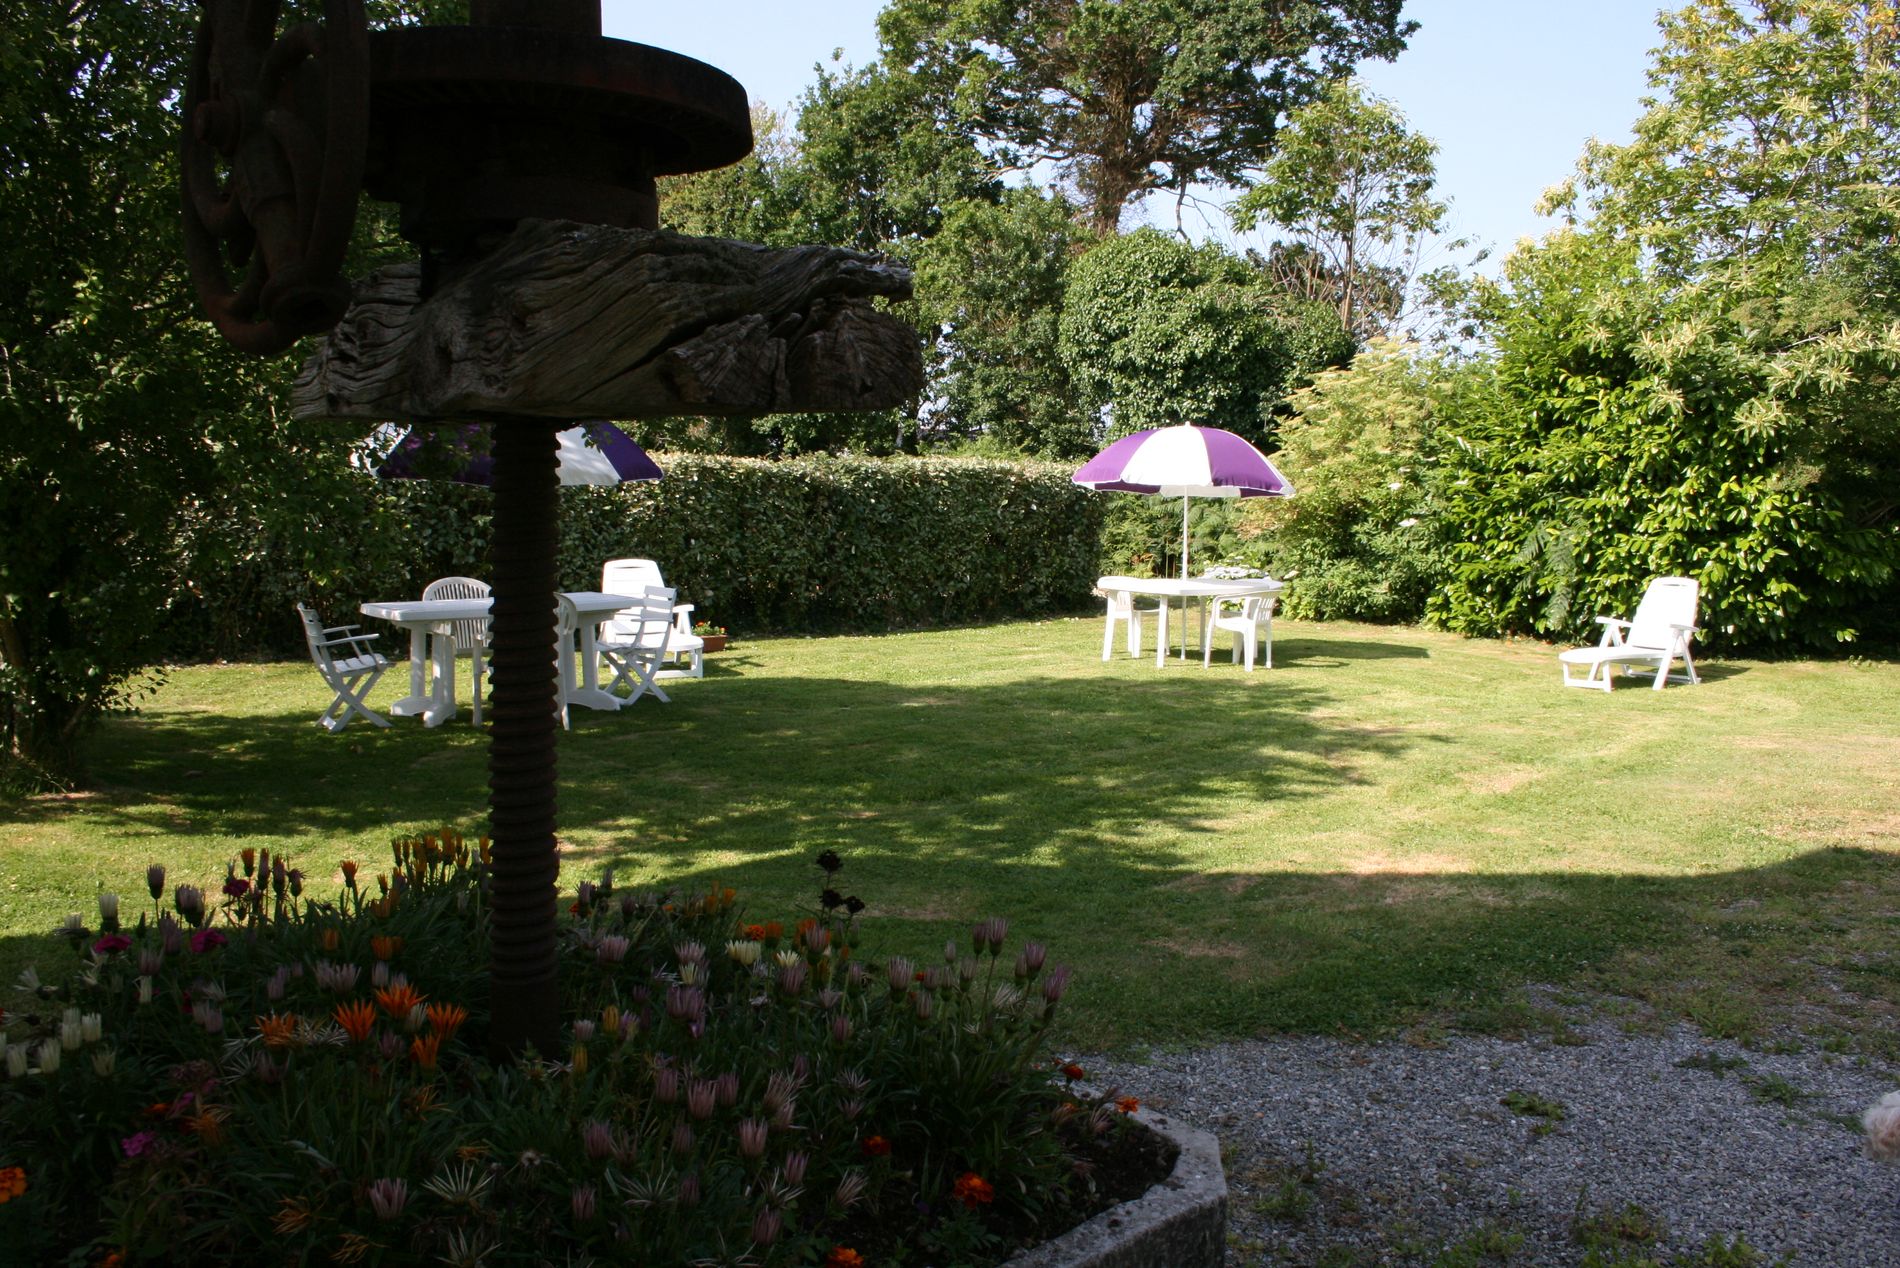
[5,617,1899,1055]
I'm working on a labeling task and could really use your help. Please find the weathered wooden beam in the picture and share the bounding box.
[293,219,923,422]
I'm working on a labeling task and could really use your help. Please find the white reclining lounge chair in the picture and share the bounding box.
[601,558,703,678]
[1558,577,1701,692]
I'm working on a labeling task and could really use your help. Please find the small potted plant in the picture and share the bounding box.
[692,620,728,652]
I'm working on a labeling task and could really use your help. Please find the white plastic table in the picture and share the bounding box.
[1096,575,1285,667]
[360,591,639,725]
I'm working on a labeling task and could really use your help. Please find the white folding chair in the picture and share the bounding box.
[421,576,490,725]
[296,603,392,732]
[602,558,703,678]
[596,586,675,706]
[1201,592,1277,671]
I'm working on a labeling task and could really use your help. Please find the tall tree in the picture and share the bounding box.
[1230,78,1457,339]
[912,188,1093,457]
[1058,228,1352,449]
[0,0,454,785]
[876,0,1416,234]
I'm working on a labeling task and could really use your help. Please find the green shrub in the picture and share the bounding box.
[159,454,1104,659]
[0,837,1133,1265]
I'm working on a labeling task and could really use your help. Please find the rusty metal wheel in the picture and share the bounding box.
[181,0,368,355]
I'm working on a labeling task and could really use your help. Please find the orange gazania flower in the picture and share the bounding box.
[374,983,425,1018]
[255,1013,298,1049]
[478,836,492,865]
[340,860,358,887]
[185,1105,229,1147]
[409,1032,443,1072]
[1060,1062,1086,1081]
[240,847,257,876]
[1116,1096,1140,1114]
[370,935,403,961]
[426,1002,468,1041]
[335,1000,377,1042]
[859,1135,891,1158]
[951,1171,994,1208]
[272,1197,316,1234]
[0,1166,25,1202]
[823,1249,866,1268]
[98,1252,126,1268]
[319,927,340,952]
[796,917,818,941]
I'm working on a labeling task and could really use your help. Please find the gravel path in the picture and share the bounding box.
[1088,1013,1900,1266]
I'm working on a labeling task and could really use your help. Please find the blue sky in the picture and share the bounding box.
[604,1,1668,267]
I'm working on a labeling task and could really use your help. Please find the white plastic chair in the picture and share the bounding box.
[1558,577,1701,692]
[1202,592,1277,671]
[1098,580,1159,660]
[601,558,704,678]
[296,604,392,732]
[596,586,676,706]
[553,594,580,729]
[421,576,490,725]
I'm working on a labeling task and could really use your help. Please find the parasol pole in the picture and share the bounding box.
[1179,493,1191,658]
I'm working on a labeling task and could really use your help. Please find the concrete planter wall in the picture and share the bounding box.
[1005,1108,1228,1268]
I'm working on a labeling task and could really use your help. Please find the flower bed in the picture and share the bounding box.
[0,837,1159,1264]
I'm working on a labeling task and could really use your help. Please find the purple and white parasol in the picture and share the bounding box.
[1073,424,1292,576]
[375,421,663,487]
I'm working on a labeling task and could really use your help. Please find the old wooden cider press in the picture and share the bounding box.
[179,0,921,1056]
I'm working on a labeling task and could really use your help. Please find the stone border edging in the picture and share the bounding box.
[1005,1107,1228,1267]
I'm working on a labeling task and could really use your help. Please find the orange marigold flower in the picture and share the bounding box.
[951,1171,994,1208]
[1060,1062,1086,1081]
[256,1014,298,1049]
[369,935,402,961]
[335,1000,377,1042]
[0,1166,25,1202]
[426,1002,468,1040]
[374,983,425,1018]
[143,1102,171,1119]
[409,1032,443,1072]
[760,920,783,941]
[859,1135,891,1158]
[1116,1096,1140,1114]
[744,923,768,941]
[823,1249,866,1268]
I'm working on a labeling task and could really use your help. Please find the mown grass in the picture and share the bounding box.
[4,615,1899,1055]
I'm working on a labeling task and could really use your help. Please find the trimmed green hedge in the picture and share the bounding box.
[165,454,1105,658]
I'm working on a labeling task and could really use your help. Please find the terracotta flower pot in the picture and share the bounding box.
[699,634,728,652]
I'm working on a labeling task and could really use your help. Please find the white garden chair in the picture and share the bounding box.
[1097,578,1159,660]
[296,603,392,732]
[595,586,676,706]
[601,558,703,678]
[421,576,490,725]
[1201,592,1277,671]
[1557,576,1701,692]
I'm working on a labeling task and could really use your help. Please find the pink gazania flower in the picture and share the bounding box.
[91,934,132,957]
[189,928,227,954]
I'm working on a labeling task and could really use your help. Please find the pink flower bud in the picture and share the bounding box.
[738,1117,768,1159]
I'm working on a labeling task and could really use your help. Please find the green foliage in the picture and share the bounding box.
[1435,3,1900,650]
[1243,339,1449,621]
[1059,229,1354,449]
[0,838,1126,1264]
[875,0,1416,234]
[1232,78,1456,339]
[913,189,1094,459]
[160,455,1102,659]
[1431,231,1900,651]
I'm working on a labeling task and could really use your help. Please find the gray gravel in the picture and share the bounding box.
[1087,1012,1900,1266]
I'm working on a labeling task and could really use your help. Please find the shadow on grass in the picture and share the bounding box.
[3,661,1434,871]
[1,847,1893,1056]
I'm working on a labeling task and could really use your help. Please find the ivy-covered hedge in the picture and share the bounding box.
[162,454,1105,658]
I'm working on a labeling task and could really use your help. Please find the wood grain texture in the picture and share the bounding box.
[293,219,922,421]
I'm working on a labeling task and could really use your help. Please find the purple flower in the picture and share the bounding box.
[146,864,166,902]
[366,1178,408,1220]
[581,1119,614,1160]
[189,928,226,954]
[91,934,132,957]
[570,1182,597,1222]
[738,1117,768,1159]
[121,1130,157,1159]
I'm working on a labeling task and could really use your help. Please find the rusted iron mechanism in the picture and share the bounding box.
[181,0,751,354]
